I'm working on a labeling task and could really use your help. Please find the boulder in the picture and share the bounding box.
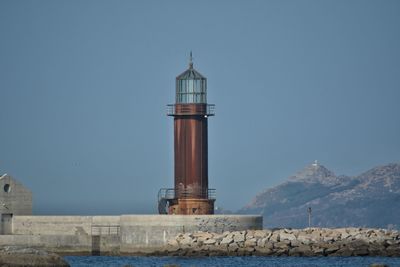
[228,243,239,252]
[297,233,312,244]
[179,237,192,246]
[257,238,266,247]
[244,238,257,247]
[311,246,325,256]
[269,232,280,242]
[254,247,273,255]
[289,245,312,256]
[290,239,302,247]
[233,232,246,243]
[386,245,400,257]
[0,247,69,267]
[167,239,178,247]
[330,247,353,257]
[254,230,268,238]
[274,241,290,250]
[352,248,369,256]
[193,232,213,239]
[280,232,296,241]
[203,238,217,245]
[220,236,234,245]
[325,244,340,254]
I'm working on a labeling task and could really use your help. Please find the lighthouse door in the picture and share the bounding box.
[1,213,13,234]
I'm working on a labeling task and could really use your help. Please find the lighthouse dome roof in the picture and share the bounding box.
[176,52,206,80]
[176,67,206,80]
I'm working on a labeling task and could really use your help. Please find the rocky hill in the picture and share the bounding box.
[239,162,400,229]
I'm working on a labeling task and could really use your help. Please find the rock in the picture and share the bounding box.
[254,230,268,238]
[274,241,290,249]
[265,231,273,240]
[370,264,389,267]
[353,248,369,256]
[179,237,192,246]
[167,239,179,246]
[323,236,335,242]
[368,242,386,256]
[385,239,399,246]
[182,233,193,239]
[220,236,234,245]
[386,245,400,257]
[244,238,257,247]
[348,239,369,251]
[275,248,289,256]
[257,238,266,247]
[254,247,273,255]
[0,247,69,267]
[330,247,352,257]
[290,239,302,247]
[197,232,215,243]
[242,246,255,254]
[228,243,239,252]
[193,232,213,239]
[165,245,180,253]
[212,233,225,241]
[246,230,254,239]
[341,232,351,239]
[297,233,312,244]
[325,244,340,254]
[289,245,312,256]
[311,246,325,256]
[310,231,322,242]
[233,232,246,243]
[269,232,280,242]
[264,241,274,249]
[203,238,216,245]
[214,244,228,252]
[280,232,296,241]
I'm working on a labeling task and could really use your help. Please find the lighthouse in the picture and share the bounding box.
[158,53,216,215]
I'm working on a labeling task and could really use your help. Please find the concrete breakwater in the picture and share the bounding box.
[0,215,262,255]
[2,215,399,256]
[162,228,400,257]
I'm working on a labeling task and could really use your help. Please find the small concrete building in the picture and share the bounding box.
[0,174,32,234]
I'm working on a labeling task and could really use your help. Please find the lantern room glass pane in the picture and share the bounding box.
[176,78,207,104]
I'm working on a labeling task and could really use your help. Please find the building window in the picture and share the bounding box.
[4,184,10,193]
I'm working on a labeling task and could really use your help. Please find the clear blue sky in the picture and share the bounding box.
[1,0,399,214]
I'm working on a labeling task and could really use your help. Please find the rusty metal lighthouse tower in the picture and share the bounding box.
[158,53,216,215]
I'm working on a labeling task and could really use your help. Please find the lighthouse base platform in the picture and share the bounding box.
[168,198,215,215]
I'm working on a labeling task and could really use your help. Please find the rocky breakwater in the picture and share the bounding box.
[164,228,400,257]
[0,246,70,267]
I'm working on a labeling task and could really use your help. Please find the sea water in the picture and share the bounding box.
[65,256,400,267]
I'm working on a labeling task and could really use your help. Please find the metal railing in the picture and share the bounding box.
[91,225,120,236]
[166,104,215,116]
[158,188,216,202]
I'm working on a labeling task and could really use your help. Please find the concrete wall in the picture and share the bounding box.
[0,215,262,255]
[120,215,262,253]
[13,216,120,235]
